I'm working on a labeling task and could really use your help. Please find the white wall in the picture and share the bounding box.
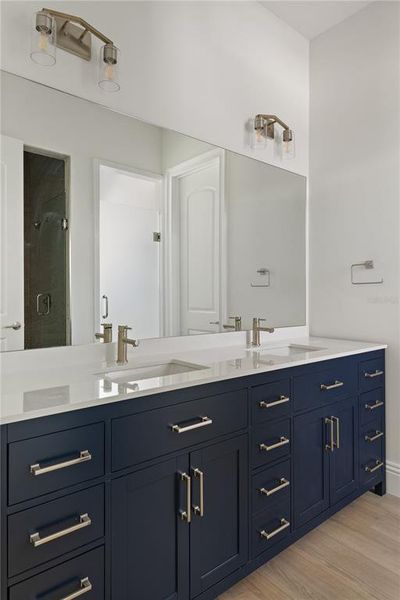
[0,71,163,345]
[0,1,309,176]
[309,1,400,495]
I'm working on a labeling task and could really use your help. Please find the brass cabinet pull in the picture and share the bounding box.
[365,430,384,443]
[171,416,213,434]
[365,400,384,411]
[60,577,92,600]
[365,369,384,379]
[180,472,191,523]
[260,518,290,540]
[259,395,290,409]
[332,416,340,449]
[365,459,384,473]
[320,380,344,391]
[325,417,334,452]
[193,468,205,517]
[30,450,92,476]
[259,436,289,452]
[30,513,91,547]
[259,477,290,497]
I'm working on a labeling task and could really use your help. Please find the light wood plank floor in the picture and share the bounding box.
[219,493,400,600]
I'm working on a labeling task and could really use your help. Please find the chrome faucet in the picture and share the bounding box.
[95,323,113,343]
[117,325,139,364]
[252,317,275,347]
[223,316,242,332]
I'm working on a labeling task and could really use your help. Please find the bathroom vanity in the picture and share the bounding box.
[0,338,386,600]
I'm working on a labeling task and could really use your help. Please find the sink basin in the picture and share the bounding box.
[103,360,209,385]
[257,344,325,359]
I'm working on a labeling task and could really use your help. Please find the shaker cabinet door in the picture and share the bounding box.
[189,435,248,598]
[111,456,189,600]
[293,406,330,529]
[330,397,358,505]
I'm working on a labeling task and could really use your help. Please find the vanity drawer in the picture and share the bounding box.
[360,415,384,487]
[360,389,385,426]
[252,419,291,469]
[359,356,385,392]
[8,423,105,505]
[251,497,291,558]
[251,379,291,424]
[8,485,104,577]
[293,361,357,412]
[112,390,247,471]
[9,546,104,600]
[252,459,291,515]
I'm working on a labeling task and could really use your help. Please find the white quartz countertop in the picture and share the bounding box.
[0,336,386,425]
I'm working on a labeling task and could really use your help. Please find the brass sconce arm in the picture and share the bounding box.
[255,114,290,131]
[42,8,113,45]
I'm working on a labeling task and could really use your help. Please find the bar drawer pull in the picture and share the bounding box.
[260,518,290,540]
[320,380,344,391]
[171,416,212,434]
[30,450,92,476]
[259,477,290,497]
[180,472,191,523]
[259,395,290,409]
[193,467,205,517]
[365,459,384,473]
[259,436,290,452]
[365,430,384,443]
[30,513,91,547]
[60,577,92,600]
[365,400,384,411]
[365,369,384,379]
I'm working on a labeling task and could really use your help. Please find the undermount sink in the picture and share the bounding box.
[257,344,326,358]
[102,360,209,384]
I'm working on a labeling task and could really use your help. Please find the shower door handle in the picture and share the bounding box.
[36,294,51,316]
[102,295,109,319]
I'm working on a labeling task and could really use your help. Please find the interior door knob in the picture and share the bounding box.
[3,321,22,330]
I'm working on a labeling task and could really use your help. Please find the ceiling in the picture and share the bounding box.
[260,1,373,39]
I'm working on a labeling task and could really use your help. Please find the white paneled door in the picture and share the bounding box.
[179,157,222,335]
[0,135,24,350]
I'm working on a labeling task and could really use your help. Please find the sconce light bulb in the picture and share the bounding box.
[104,63,114,80]
[38,31,49,51]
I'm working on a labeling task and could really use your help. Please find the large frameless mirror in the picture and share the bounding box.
[0,71,306,351]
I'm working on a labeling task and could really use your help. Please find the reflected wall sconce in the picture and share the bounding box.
[30,8,120,92]
[253,114,295,159]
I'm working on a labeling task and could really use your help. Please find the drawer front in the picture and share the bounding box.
[9,423,105,505]
[252,419,291,469]
[360,415,385,487]
[9,546,104,600]
[8,485,104,577]
[251,497,291,558]
[360,389,385,426]
[251,379,291,425]
[112,390,247,471]
[293,361,357,412]
[359,356,385,392]
[252,459,291,515]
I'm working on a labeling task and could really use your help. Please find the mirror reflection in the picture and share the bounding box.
[1,71,306,351]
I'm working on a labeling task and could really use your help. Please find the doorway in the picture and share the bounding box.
[98,164,162,339]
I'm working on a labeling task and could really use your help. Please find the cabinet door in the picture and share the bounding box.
[330,397,358,505]
[294,406,330,529]
[111,456,189,600]
[190,435,248,598]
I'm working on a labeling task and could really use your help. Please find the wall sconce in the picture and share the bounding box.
[30,8,120,92]
[253,114,295,159]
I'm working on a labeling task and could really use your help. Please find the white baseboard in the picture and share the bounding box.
[386,461,400,497]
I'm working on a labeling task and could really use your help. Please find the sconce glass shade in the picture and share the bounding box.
[282,129,295,160]
[30,11,56,66]
[98,44,120,92]
[252,116,267,149]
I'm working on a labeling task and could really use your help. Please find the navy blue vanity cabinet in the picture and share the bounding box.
[1,350,386,600]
